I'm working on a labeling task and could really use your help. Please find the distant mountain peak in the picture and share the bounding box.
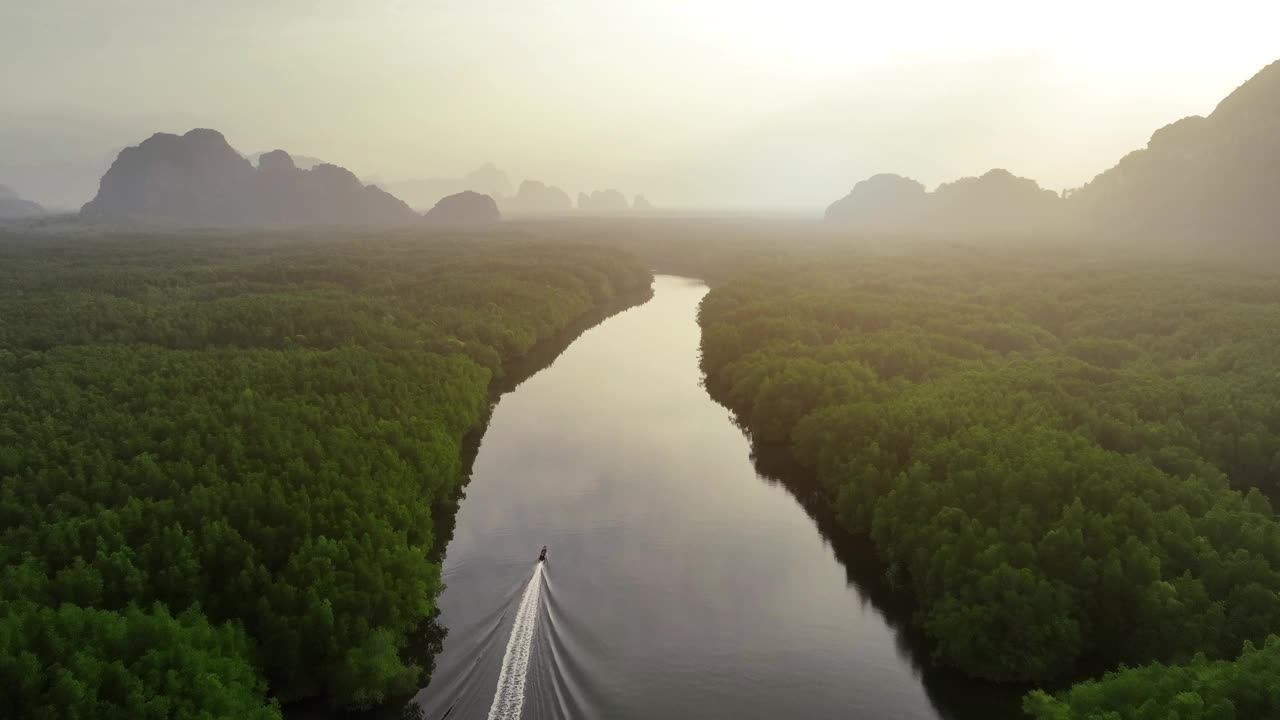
[387,163,512,210]
[1210,58,1280,122]
[249,149,330,172]
[825,169,1059,233]
[0,183,46,219]
[182,127,231,144]
[423,190,501,225]
[256,149,296,172]
[1066,57,1280,243]
[578,189,629,213]
[82,129,418,225]
[502,179,573,214]
[823,57,1280,244]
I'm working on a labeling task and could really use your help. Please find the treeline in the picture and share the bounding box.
[0,229,651,718]
[1025,637,1280,719]
[697,249,1280,709]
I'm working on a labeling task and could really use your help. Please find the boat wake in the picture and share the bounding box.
[486,563,545,720]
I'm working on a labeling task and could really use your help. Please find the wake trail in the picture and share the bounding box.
[487,563,545,720]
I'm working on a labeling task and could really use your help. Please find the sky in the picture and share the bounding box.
[2,0,1279,209]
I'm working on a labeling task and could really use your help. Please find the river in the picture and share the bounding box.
[413,275,1022,720]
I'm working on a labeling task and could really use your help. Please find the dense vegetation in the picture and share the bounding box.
[0,228,650,718]
[697,248,1280,704]
[1024,637,1280,719]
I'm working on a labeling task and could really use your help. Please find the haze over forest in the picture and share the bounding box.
[3,1,1280,210]
[9,4,1280,720]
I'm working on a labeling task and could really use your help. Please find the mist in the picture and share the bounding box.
[3,1,1278,210]
[10,5,1280,720]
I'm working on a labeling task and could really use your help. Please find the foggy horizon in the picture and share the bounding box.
[3,2,1280,209]
[9,5,1280,720]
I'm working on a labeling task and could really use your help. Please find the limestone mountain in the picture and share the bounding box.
[82,129,255,223]
[423,190,501,225]
[931,169,1063,235]
[502,180,573,214]
[387,163,512,210]
[825,59,1280,244]
[823,173,928,228]
[0,184,47,219]
[577,189,629,213]
[248,151,326,170]
[825,170,1062,236]
[81,129,418,225]
[252,150,418,225]
[1070,59,1280,244]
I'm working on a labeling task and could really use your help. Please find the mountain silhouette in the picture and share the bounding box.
[248,151,326,170]
[577,189,629,213]
[423,190,501,225]
[931,169,1063,235]
[502,180,573,214]
[253,150,419,225]
[826,59,1280,244]
[825,170,1061,235]
[824,173,928,228]
[1070,59,1280,244]
[81,129,418,225]
[0,184,47,219]
[387,163,512,210]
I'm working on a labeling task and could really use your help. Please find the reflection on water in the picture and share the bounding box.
[283,286,653,720]
[742,444,1026,719]
[408,275,1024,720]
[292,275,1025,719]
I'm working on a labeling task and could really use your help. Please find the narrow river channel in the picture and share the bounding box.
[413,275,1021,720]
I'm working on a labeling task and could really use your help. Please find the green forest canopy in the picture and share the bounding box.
[697,247,1280,712]
[1024,636,1280,720]
[0,228,651,718]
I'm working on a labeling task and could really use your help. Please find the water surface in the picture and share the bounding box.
[415,275,1019,720]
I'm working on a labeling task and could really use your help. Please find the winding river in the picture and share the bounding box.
[413,275,1021,720]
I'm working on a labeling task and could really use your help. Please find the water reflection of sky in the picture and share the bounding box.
[417,275,1001,720]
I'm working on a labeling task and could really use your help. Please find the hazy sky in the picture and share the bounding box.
[2,1,1278,208]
